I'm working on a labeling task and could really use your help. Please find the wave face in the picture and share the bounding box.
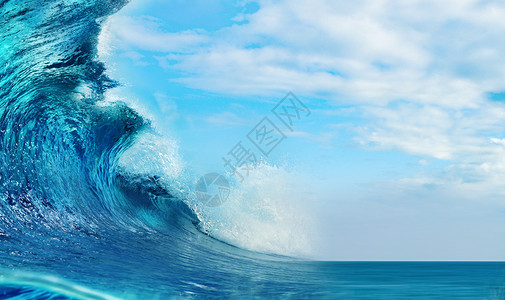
[0,0,200,244]
[0,0,149,235]
[0,0,329,298]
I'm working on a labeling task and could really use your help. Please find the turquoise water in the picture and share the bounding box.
[2,262,505,298]
[1,0,505,298]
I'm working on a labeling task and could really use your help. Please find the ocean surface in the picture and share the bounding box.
[2,261,505,298]
[1,0,505,298]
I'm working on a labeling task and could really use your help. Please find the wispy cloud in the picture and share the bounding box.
[121,51,150,66]
[204,111,248,126]
[118,0,505,105]
[104,0,505,185]
[105,15,209,53]
[284,128,340,149]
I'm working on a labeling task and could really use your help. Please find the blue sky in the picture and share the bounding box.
[99,0,505,260]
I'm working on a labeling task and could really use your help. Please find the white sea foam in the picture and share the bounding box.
[117,132,185,183]
[118,131,315,257]
[196,163,315,258]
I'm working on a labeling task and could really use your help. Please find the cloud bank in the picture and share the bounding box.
[103,0,505,192]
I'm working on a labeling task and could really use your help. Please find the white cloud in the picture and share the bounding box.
[204,111,248,126]
[153,93,178,118]
[133,0,505,107]
[105,0,505,185]
[105,15,209,52]
[121,50,150,66]
[284,128,339,149]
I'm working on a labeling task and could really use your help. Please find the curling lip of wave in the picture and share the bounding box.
[0,0,199,237]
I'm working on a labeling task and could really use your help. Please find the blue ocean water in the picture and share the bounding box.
[0,0,504,298]
[2,262,505,298]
